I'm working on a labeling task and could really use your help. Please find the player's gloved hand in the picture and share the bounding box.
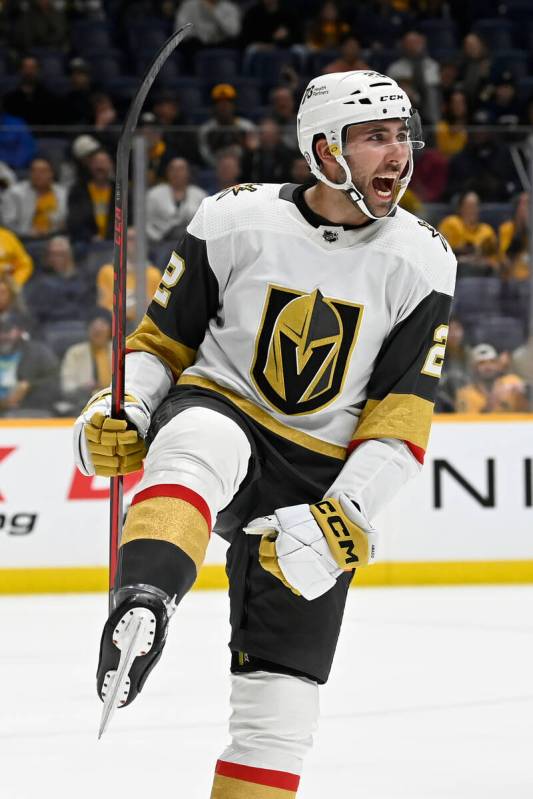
[244,495,378,601]
[73,389,150,477]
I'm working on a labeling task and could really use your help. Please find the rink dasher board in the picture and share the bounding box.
[0,416,532,592]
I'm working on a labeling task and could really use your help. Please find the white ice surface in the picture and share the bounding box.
[1,586,532,799]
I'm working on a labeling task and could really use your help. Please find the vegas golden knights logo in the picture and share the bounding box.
[251,285,363,415]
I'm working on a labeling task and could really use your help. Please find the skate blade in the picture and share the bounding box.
[98,606,157,739]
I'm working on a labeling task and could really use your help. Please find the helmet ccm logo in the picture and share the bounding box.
[380,94,404,101]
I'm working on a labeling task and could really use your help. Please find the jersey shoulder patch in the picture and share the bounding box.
[188,183,288,242]
[378,208,457,297]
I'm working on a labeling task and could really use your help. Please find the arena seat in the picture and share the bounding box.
[71,20,114,54]
[472,315,526,351]
[453,277,502,324]
[491,49,529,80]
[473,19,514,51]
[195,49,241,82]
[418,19,458,51]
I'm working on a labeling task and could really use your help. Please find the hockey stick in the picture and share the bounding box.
[109,23,192,614]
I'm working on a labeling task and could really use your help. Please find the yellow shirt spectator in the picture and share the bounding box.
[435,120,468,158]
[498,194,529,280]
[97,263,161,322]
[439,214,497,255]
[33,190,59,235]
[88,182,112,239]
[0,227,33,286]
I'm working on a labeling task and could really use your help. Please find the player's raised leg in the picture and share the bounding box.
[97,406,252,708]
[211,670,318,798]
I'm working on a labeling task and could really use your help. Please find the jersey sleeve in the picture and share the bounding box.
[126,201,220,381]
[349,287,453,464]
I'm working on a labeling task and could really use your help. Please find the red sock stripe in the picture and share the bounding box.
[347,438,425,465]
[131,484,212,530]
[215,760,300,792]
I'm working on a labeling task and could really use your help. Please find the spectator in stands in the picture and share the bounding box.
[455,343,528,413]
[90,92,120,154]
[241,117,294,184]
[97,228,161,325]
[305,1,350,51]
[0,273,34,333]
[139,112,168,187]
[63,58,94,126]
[456,33,491,110]
[290,155,312,184]
[445,113,518,201]
[499,192,529,281]
[176,0,241,49]
[12,0,69,53]
[241,0,298,50]
[269,86,298,151]
[483,71,522,130]
[439,60,460,99]
[151,91,203,167]
[198,83,255,168]
[0,97,36,170]
[439,191,498,277]
[436,90,469,159]
[70,134,101,182]
[323,34,369,74]
[512,335,533,388]
[67,148,115,241]
[0,227,33,288]
[410,147,448,202]
[0,313,59,417]
[61,308,112,412]
[146,158,207,243]
[211,150,241,193]
[2,157,67,239]
[4,56,60,127]
[387,30,441,124]
[24,236,94,356]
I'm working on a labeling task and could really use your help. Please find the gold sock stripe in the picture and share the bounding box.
[210,775,296,799]
[121,496,209,571]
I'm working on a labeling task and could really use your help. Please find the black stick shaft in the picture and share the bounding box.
[108,24,192,613]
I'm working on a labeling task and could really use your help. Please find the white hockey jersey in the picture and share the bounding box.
[127,182,456,466]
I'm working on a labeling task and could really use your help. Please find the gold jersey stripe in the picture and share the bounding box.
[126,314,196,381]
[210,775,296,799]
[178,374,347,461]
[121,496,209,571]
[353,393,435,451]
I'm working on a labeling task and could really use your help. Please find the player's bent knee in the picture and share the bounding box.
[140,406,252,520]
[219,671,318,776]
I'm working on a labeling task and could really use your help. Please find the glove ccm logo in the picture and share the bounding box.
[314,499,359,566]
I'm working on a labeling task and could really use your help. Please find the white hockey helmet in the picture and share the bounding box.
[297,70,424,219]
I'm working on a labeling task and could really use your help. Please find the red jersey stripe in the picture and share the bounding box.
[215,760,300,792]
[347,438,425,465]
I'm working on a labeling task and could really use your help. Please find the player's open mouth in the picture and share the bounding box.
[371,175,396,199]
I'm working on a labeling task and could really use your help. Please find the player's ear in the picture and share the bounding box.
[314,136,337,165]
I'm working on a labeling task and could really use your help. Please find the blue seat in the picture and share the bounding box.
[195,49,241,81]
[85,49,124,81]
[418,19,458,52]
[473,19,514,51]
[307,50,340,76]
[472,315,526,351]
[105,76,139,100]
[244,50,295,87]
[480,203,512,230]
[71,20,113,54]
[517,76,533,102]
[35,137,69,171]
[30,51,65,80]
[491,49,530,80]
[161,78,203,111]
[127,21,169,56]
[453,277,502,323]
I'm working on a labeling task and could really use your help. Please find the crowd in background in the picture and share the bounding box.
[0,0,532,417]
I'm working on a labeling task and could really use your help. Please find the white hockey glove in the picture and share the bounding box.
[73,389,151,477]
[245,495,378,601]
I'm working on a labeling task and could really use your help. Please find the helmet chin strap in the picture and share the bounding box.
[310,149,414,222]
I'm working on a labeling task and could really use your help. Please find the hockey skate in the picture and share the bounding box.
[97,585,176,738]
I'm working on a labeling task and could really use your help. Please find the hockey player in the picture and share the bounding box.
[74,71,456,797]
